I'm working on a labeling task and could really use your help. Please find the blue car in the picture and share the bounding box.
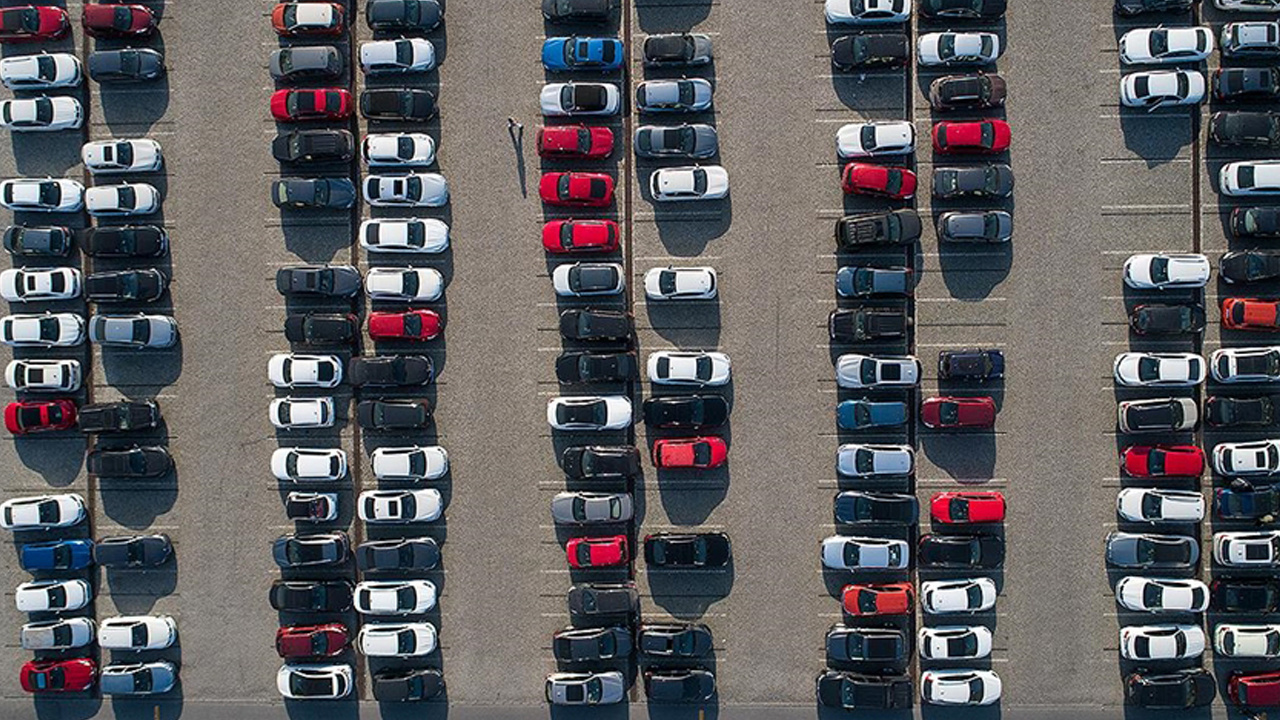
[837,399,909,431]
[542,36,624,72]
[20,539,94,571]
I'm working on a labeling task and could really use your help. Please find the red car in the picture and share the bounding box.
[275,623,349,659]
[82,3,156,38]
[20,658,95,693]
[539,172,614,208]
[537,124,614,159]
[652,437,727,469]
[1231,670,1280,708]
[841,163,916,199]
[1121,445,1205,478]
[271,88,353,122]
[841,582,913,616]
[1222,298,1280,331]
[932,120,1011,154]
[271,2,345,36]
[930,492,1006,524]
[542,219,620,254]
[5,399,76,435]
[368,310,442,341]
[566,535,628,568]
[920,396,996,429]
[0,6,69,43]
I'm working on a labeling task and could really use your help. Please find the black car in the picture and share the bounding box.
[273,130,356,165]
[87,445,172,478]
[269,46,343,83]
[361,88,437,121]
[833,491,919,524]
[1213,67,1280,102]
[918,534,1004,568]
[816,671,913,710]
[567,582,639,621]
[357,399,432,430]
[1222,250,1280,284]
[561,445,641,479]
[285,313,359,345]
[275,265,362,297]
[642,394,728,429]
[644,532,731,569]
[643,33,713,66]
[4,225,71,256]
[1234,207,1280,239]
[272,178,356,210]
[88,48,164,82]
[1128,304,1206,335]
[929,74,1007,111]
[1212,578,1280,612]
[367,0,443,31]
[919,0,1006,20]
[85,269,167,303]
[933,164,1014,199]
[1207,396,1279,427]
[634,123,718,159]
[85,225,166,258]
[272,531,350,569]
[543,0,613,22]
[938,348,1005,381]
[1210,112,1280,148]
[826,625,908,664]
[831,34,909,70]
[356,537,440,572]
[1216,482,1280,519]
[559,308,632,341]
[372,667,444,702]
[1125,669,1215,709]
[268,579,354,613]
[93,534,171,567]
[835,209,922,250]
[638,623,713,658]
[828,308,908,343]
[77,400,161,433]
[348,355,434,387]
[1115,0,1196,15]
[644,669,715,703]
[552,626,632,663]
[555,351,637,384]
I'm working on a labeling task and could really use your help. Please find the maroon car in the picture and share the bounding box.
[82,3,156,38]
[920,396,995,429]
[275,623,349,659]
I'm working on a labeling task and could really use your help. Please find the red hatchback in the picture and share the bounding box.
[5,399,76,435]
[275,623,349,659]
[539,172,614,208]
[652,437,727,469]
[930,492,1006,524]
[1222,298,1280,331]
[537,124,614,159]
[1121,445,1205,478]
[1231,670,1280,707]
[82,3,156,38]
[566,535,628,568]
[20,658,95,693]
[841,163,916,199]
[841,582,914,616]
[270,88,353,122]
[0,6,69,43]
[542,219,620,254]
[271,2,345,36]
[368,310,442,341]
[932,120,1011,154]
[920,396,996,429]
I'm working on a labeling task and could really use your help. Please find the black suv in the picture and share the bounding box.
[285,313,359,345]
[361,88,437,121]
[643,394,728,429]
[828,308,907,343]
[559,308,632,341]
[268,579,353,613]
[85,225,166,257]
[555,351,637,384]
[831,34,908,71]
[562,445,642,479]
[357,399,432,430]
[834,209,922,249]
[86,445,172,478]
[643,532,731,569]
[272,130,355,164]
[918,534,1004,568]
[77,400,161,433]
[85,269,167,303]
[938,348,1005,381]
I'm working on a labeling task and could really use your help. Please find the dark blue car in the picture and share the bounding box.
[542,36,624,72]
[837,399,909,430]
[20,539,94,571]
[1216,484,1280,519]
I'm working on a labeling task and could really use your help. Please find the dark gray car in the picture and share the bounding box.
[933,164,1014,199]
[88,49,164,83]
[275,265,361,297]
[272,531,350,569]
[638,623,712,657]
[567,582,638,620]
[1106,531,1199,569]
[93,534,171,567]
[634,123,717,159]
[272,178,356,210]
[643,33,713,66]
[836,266,912,297]
[3,225,71,256]
[367,0,443,31]
[553,626,633,663]
[937,210,1012,243]
[356,537,440,572]
[270,46,343,83]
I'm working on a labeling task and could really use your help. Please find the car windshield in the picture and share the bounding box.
[860,359,878,385]
[939,402,959,425]
[403,313,422,335]
[884,170,902,194]
[692,168,708,194]
[693,443,712,465]
[949,497,970,521]
[396,630,416,654]
[856,449,875,474]
[695,356,712,380]
[571,497,589,521]
[1147,449,1166,475]
[939,35,956,57]
[678,81,694,105]
[292,674,329,697]
[980,123,995,148]
[1148,257,1170,284]
[1143,582,1163,608]
[1176,72,1189,99]
[1150,30,1168,57]
[1141,493,1164,519]
[586,677,603,702]
[401,272,419,296]
[860,125,877,150]
[968,678,985,703]
[39,182,60,206]
[1138,357,1161,381]
[131,623,148,646]
[658,270,677,295]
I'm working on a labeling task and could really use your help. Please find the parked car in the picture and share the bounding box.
[4,225,72,256]
[270,46,342,83]
[938,348,1004,381]
[19,538,92,571]
[0,6,69,43]
[5,359,79,392]
[540,82,621,116]
[921,577,997,614]
[644,532,731,568]
[566,535,628,568]
[644,266,718,300]
[647,351,729,386]
[363,133,436,167]
[825,0,911,24]
[553,263,624,297]
[1115,0,1195,14]
[1116,577,1209,613]
[1223,21,1280,57]
[557,351,636,384]
[559,308,632,340]
[918,534,1004,568]
[1229,670,1280,708]
[937,210,1012,243]
[273,130,355,164]
[93,534,171,567]
[843,163,916,199]
[367,309,442,340]
[920,669,1002,706]
[357,537,440,573]
[1121,624,1205,661]
[551,492,634,524]
[366,0,442,31]
[285,313,358,345]
[1224,297,1280,330]
[364,173,448,207]
[354,580,437,615]
[1106,531,1199,568]
[643,33,713,65]
[538,124,614,159]
[89,314,177,349]
[837,399,908,430]
[1,312,84,347]
[836,354,920,388]
[835,209,922,249]
[272,2,345,36]
[540,171,614,207]
[82,3,155,38]
[649,165,729,201]
[545,671,626,706]
[652,436,727,468]
[15,579,91,612]
[929,73,1006,111]
[20,618,94,651]
[821,535,910,570]
[920,396,996,429]
[285,493,338,523]
[638,623,713,657]
[20,658,95,693]
[358,489,443,523]
[1118,397,1198,433]
[828,308,907,343]
[86,445,172,478]
[1125,669,1215,709]
[834,491,918,524]
[365,267,444,302]
[0,96,82,132]
[87,49,164,82]
[360,38,435,74]
[1121,69,1206,107]
[543,219,619,254]
[360,88,436,121]
[1117,488,1205,523]
[273,532,350,569]
[1223,161,1280,196]
[1215,531,1280,566]
[98,615,177,651]
[919,0,1006,17]
[77,400,161,434]
[831,33,910,70]
[276,623,348,659]
[277,663,352,699]
[567,582,638,621]
[918,32,1001,65]
[85,225,166,258]
[85,269,167,303]
[1120,445,1204,477]
[1129,304,1205,335]
[562,445,642,478]
[815,670,913,710]
[1113,352,1206,387]
[542,36,623,72]
[276,265,361,297]
[1223,250,1280,284]
[932,120,1010,154]
[0,266,80,302]
[932,164,1014,199]
[1217,482,1280,518]
[842,582,914,616]
[268,580,353,613]
[4,400,75,434]
[1120,26,1213,64]
[645,668,716,702]
[349,356,435,387]
[0,178,83,212]
[918,625,993,660]
[553,626,632,663]
[836,120,915,158]
[1216,624,1280,658]
[1212,112,1280,148]
[1212,346,1280,382]
[269,397,335,430]
[272,177,355,210]
[357,399,432,430]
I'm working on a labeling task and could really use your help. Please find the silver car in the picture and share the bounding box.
[100,661,177,695]
[545,671,626,706]
[550,492,634,524]
[89,313,177,348]
[635,78,713,113]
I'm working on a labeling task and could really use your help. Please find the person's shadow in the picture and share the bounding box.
[509,122,527,197]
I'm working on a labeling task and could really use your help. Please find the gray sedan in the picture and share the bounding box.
[550,492,634,524]
[634,123,718,159]
[270,46,342,82]
[89,314,177,349]
[635,79,713,113]
[1106,531,1199,569]
[100,661,177,695]
[937,210,1012,243]
[546,671,626,706]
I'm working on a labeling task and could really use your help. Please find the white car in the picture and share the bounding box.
[81,139,162,174]
[646,351,730,386]
[648,165,729,201]
[820,535,910,570]
[271,447,348,482]
[1216,0,1280,10]
[1211,346,1280,383]
[1,313,85,347]
[921,578,997,614]
[547,395,632,431]
[921,670,1002,706]
[1119,26,1214,64]
[1115,577,1209,613]
[86,183,160,216]
[837,443,914,477]
[354,580,437,615]
[1214,531,1280,566]
[0,53,81,89]
[0,178,83,212]
[363,173,448,207]
[918,626,993,660]
[358,489,444,523]
[0,267,81,302]
[277,663,352,700]
[15,579,91,612]
[358,622,437,657]
[836,121,915,158]
[97,615,177,650]
[21,618,95,650]
[1222,161,1280,195]
[917,32,1002,66]
[643,266,717,300]
[547,671,627,706]
[1112,352,1205,387]
[553,262,625,297]
[267,353,343,389]
[540,82,621,116]
[372,446,449,481]
[824,0,911,24]
[1122,253,1211,289]
[1121,70,1206,108]
[5,359,80,392]
[1222,21,1280,56]
[0,97,82,132]
[1216,624,1280,658]
[1120,624,1205,660]
[0,494,85,530]
[836,354,921,388]
[1116,488,1205,523]
[363,133,436,166]
[359,218,449,253]
[1214,439,1280,476]
[360,38,436,74]
[269,397,335,430]
[365,267,444,302]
